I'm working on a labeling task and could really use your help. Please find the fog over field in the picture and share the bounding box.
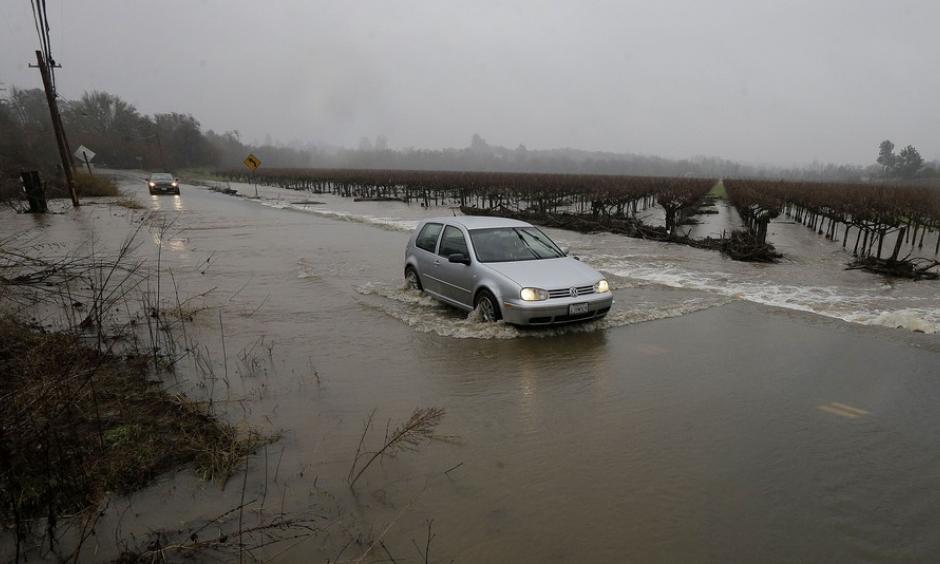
[1,0,938,165]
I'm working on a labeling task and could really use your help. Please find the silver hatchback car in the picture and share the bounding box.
[404,216,613,325]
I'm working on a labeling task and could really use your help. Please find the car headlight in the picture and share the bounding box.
[149,182,156,187]
[171,181,178,187]
[520,287,549,301]
[595,279,610,293]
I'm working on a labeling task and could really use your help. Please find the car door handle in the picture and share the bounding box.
[433,260,440,265]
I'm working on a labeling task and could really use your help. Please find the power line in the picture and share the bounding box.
[40,0,56,89]
[30,1,47,58]
[29,0,57,91]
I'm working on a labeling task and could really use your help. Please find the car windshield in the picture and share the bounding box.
[151,173,173,181]
[469,227,565,263]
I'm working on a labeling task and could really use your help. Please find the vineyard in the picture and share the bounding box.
[725,179,940,279]
[212,168,940,277]
[218,168,698,223]
[214,168,774,259]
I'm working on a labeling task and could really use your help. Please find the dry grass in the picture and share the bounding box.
[0,171,126,206]
[74,171,120,197]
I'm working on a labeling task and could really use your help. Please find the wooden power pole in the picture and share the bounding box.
[34,50,79,207]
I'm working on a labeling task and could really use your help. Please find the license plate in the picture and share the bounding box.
[569,302,589,315]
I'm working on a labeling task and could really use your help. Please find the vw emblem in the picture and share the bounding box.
[569,287,579,297]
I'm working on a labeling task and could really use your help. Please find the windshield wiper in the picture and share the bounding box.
[522,230,563,257]
[513,229,541,260]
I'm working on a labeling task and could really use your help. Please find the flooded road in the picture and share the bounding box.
[4,174,940,563]
[213,176,940,336]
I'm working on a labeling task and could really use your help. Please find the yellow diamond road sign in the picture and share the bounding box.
[243,153,261,171]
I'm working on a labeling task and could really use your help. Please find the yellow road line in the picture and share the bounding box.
[829,402,869,416]
[818,404,861,419]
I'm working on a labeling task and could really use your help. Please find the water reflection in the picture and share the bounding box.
[439,330,609,393]
[148,194,184,211]
[511,332,610,434]
[27,212,51,227]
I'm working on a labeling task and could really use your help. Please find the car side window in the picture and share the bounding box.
[438,225,469,258]
[415,223,443,253]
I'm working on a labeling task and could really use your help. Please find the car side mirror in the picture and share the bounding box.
[562,246,571,256]
[448,253,471,265]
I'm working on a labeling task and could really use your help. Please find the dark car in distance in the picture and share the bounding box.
[147,173,180,195]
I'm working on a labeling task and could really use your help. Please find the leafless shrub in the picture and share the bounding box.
[347,407,452,490]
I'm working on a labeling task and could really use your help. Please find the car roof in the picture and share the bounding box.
[423,215,532,230]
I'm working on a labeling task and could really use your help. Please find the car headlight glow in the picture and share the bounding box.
[520,287,549,301]
[149,182,156,187]
[171,181,178,187]
[595,279,610,293]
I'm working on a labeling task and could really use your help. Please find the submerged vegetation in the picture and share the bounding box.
[0,317,265,527]
[347,407,451,490]
[0,220,276,561]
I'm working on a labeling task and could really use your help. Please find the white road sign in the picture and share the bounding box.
[74,145,96,162]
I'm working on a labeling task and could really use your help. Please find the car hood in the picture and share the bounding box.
[483,257,602,288]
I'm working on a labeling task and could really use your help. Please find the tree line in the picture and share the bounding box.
[0,88,315,183]
[877,140,928,180]
[2,86,938,186]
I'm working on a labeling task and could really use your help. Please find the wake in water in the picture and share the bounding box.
[354,282,731,339]
[594,258,940,334]
[260,201,419,231]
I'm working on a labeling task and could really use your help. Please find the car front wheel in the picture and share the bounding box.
[474,290,501,322]
[404,267,422,291]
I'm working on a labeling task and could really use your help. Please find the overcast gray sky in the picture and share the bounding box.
[2,0,938,165]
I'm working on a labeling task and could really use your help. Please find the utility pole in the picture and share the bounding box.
[33,50,79,207]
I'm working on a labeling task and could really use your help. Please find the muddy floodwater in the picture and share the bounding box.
[4,173,940,563]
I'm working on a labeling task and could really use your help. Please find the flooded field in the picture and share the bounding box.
[3,172,940,563]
